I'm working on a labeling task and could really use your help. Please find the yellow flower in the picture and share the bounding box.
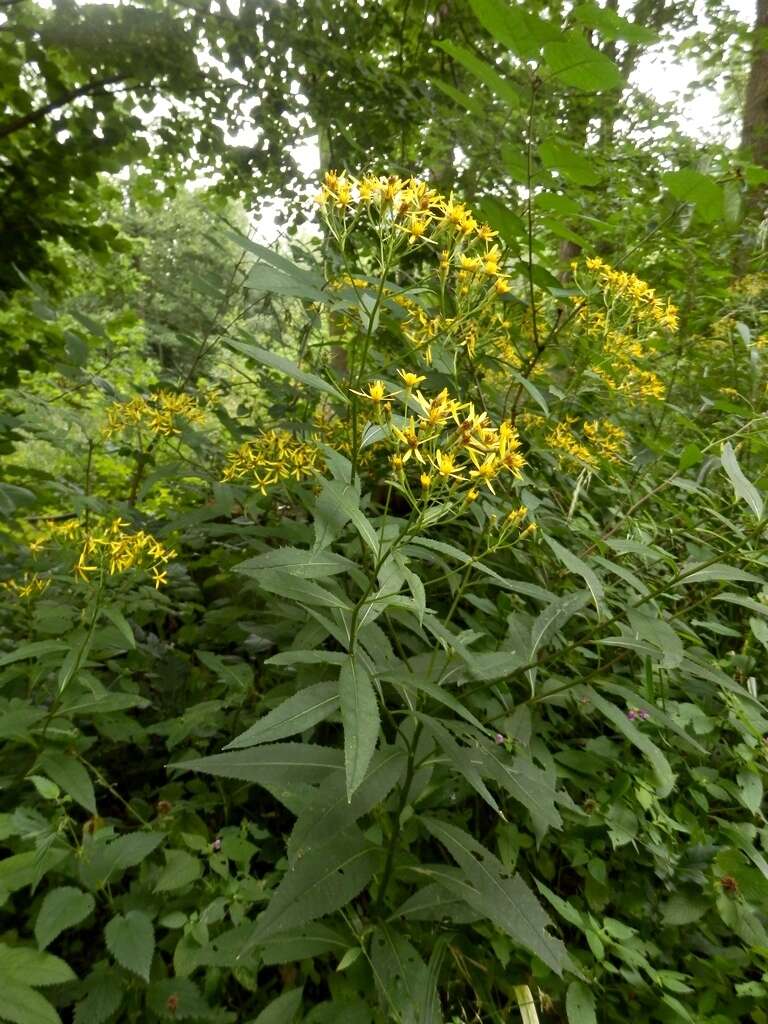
[352,380,391,404]
[432,449,462,479]
[419,472,433,489]
[151,566,168,589]
[469,453,501,491]
[397,369,426,390]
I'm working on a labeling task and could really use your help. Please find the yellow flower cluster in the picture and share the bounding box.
[583,257,679,332]
[75,519,174,587]
[1,574,51,599]
[354,374,526,501]
[104,391,205,439]
[316,172,510,292]
[222,430,324,495]
[521,413,626,469]
[731,273,768,298]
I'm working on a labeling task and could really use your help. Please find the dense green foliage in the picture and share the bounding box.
[2,1,768,1023]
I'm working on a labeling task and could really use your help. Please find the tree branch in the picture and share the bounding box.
[0,74,126,140]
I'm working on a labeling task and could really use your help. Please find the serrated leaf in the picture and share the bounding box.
[146,978,213,1020]
[260,924,348,965]
[287,747,405,864]
[721,441,764,520]
[73,969,123,1024]
[572,2,658,43]
[339,655,380,800]
[254,569,351,610]
[234,547,357,579]
[545,537,605,616]
[154,850,202,893]
[175,743,343,788]
[39,752,95,814]
[315,479,378,554]
[422,817,574,975]
[588,689,675,796]
[0,641,68,667]
[566,981,596,1024]
[0,979,62,1024]
[530,590,591,661]
[35,887,95,950]
[371,926,440,1024]
[105,910,154,982]
[245,830,379,949]
[0,944,76,987]
[421,717,500,815]
[227,682,339,750]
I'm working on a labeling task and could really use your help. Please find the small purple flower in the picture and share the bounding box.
[627,707,650,721]
[212,837,222,852]
[494,732,505,745]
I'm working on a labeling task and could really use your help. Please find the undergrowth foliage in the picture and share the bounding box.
[1,171,768,1024]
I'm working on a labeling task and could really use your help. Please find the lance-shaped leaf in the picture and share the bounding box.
[174,743,343,788]
[287,747,406,864]
[225,338,340,397]
[243,829,379,951]
[339,655,380,800]
[587,689,675,797]
[720,444,765,520]
[473,741,562,833]
[371,925,441,1024]
[234,546,358,580]
[422,817,575,976]
[420,716,501,816]
[545,536,605,617]
[226,682,340,749]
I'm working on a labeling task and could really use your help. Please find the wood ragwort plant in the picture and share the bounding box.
[2,172,768,1023]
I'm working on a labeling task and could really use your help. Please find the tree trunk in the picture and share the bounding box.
[742,0,768,169]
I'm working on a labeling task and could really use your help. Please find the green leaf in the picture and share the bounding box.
[73,968,123,1024]
[146,978,213,1020]
[430,77,483,115]
[254,568,351,610]
[259,924,348,965]
[587,689,675,796]
[478,196,526,246]
[572,2,658,43]
[104,910,154,982]
[339,655,380,800]
[539,140,600,186]
[530,590,591,661]
[721,442,764,520]
[234,547,358,579]
[626,608,683,669]
[154,850,202,893]
[422,817,574,975]
[101,607,135,649]
[566,980,597,1024]
[175,743,343,787]
[371,926,440,1024]
[545,537,605,616]
[474,744,562,833]
[35,887,95,950]
[421,717,501,815]
[543,36,623,91]
[315,479,378,555]
[225,338,340,398]
[245,830,379,948]
[437,40,520,108]
[39,753,95,814]
[469,0,566,60]
[661,169,723,223]
[226,682,340,749]
[0,980,62,1024]
[248,987,303,1024]
[0,641,68,668]
[287,747,405,864]
[0,944,76,987]
[680,561,762,585]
